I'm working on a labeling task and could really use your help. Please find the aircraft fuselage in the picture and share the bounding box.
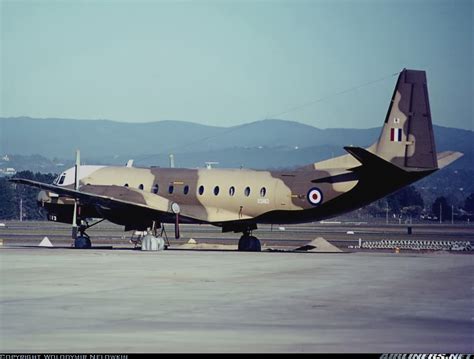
[39,162,432,232]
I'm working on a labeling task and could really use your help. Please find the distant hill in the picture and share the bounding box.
[0,117,380,157]
[0,117,472,169]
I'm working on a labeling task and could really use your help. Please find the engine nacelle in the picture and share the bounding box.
[37,190,99,224]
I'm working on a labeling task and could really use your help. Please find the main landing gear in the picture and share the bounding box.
[140,222,170,251]
[238,229,261,252]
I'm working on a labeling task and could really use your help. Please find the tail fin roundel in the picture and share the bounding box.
[372,69,438,170]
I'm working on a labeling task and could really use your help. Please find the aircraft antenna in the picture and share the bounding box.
[265,71,400,120]
[135,70,400,165]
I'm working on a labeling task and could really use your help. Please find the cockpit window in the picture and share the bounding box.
[58,175,66,185]
[54,173,65,184]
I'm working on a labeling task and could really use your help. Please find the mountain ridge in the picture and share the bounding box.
[0,117,471,169]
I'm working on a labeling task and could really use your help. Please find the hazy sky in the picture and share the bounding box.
[1,0,472,130]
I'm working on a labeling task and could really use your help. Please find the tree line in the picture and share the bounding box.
[364,185,474,223]
[0,171,56,220]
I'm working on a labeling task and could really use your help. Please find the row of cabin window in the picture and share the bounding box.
[124,183,267,197]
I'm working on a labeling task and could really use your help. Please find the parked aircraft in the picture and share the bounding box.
[11,69,462,250]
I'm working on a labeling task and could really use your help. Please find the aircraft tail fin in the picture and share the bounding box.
[370,69,438,171]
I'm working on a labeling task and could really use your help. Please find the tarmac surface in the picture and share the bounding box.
[1,220,473,249]
[0,245,473,353]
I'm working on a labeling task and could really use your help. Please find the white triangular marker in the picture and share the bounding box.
[39,237,53,247]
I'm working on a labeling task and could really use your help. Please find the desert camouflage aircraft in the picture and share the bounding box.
[11,69,462,250]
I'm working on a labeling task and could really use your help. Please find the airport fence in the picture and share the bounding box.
[360,239,472,251]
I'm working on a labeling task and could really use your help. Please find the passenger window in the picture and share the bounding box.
[244,187,251,197]
[260,187,266,197]
[184,185,189,195]
[168,185,174,194]
[229,186,235,196]
[198,185,204,195]
[124,183,129,187]
[139,184,144,190]
[214,186,220,196]
[152,184,159,194]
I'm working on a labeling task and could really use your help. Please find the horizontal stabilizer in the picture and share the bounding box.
[436,151,463,169]
[343,146,406,173]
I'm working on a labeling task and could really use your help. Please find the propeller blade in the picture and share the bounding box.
[175,213,180,239]
[72,149,80,241]
[72,201,78,239]
[74,149,80,191]
[171,202,181,239]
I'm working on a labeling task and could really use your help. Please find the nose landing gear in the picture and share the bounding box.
[73,219,105,249]
[74,230,91,249]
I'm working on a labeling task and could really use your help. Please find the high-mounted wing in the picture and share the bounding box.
[9,178,174,217]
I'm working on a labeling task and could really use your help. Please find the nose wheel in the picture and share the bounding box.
[73,219,105,249]
[74,231,91,249]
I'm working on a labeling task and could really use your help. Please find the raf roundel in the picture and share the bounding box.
[307,187,323,206]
